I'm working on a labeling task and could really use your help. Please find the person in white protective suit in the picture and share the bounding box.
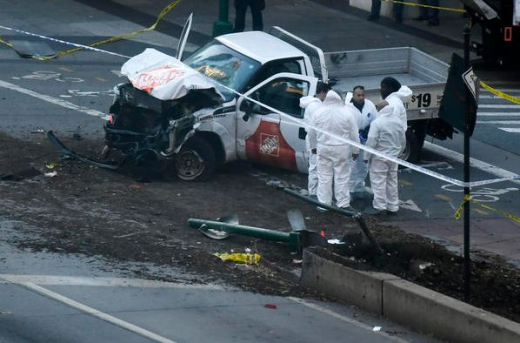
[345,86,378,199]
[308,90,360,211]
[363,105,406,215]
[299,82,331,200]
[376,77,413,132]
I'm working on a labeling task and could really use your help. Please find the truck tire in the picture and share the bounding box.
[400,129,421,164]
[175,136,216,181]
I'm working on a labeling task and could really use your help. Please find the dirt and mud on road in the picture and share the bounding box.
[1,131,520,323]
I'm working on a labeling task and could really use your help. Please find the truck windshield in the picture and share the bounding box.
[184,41,261,101]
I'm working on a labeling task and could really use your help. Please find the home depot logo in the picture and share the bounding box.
[132,66,185,92]
[259,134,279,156]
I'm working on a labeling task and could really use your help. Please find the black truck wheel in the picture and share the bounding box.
[400,129,421,163]
[175,136,216,181]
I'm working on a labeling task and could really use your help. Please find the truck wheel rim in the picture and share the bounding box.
[399,141,411,161]
[176,150,205,180]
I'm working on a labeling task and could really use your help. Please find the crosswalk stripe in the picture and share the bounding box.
[498,128,520,133]
[481,88,520,94]
[477,121,520,124]
[479,104,520,109]
[477,112,520,117]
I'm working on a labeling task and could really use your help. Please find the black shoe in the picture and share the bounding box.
[364,207,384,215]
[367,15,379,21]
[386,210,398,216]
[341,205,359,213]
[413,16,427,21]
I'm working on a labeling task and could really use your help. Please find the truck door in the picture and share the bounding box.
[236,73,317,172]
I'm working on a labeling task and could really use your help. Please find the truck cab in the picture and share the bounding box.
[181,31,319,179]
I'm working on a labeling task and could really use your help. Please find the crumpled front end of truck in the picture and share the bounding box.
[103,82,223,178]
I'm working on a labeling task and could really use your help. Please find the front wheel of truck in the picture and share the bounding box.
[175,136,216,181]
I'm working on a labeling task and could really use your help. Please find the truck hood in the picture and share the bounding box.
[121,48,224,102]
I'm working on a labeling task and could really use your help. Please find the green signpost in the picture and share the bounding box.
[213,0,234,37]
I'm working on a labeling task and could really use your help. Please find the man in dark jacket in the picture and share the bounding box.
[234,0,265,32]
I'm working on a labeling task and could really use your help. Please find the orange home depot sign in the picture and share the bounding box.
[246,121,297,171]
[131,66,186,93]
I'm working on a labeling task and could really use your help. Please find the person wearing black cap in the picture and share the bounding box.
[377,77,412,131]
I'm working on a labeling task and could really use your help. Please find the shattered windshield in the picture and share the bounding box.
[184,41,261,101]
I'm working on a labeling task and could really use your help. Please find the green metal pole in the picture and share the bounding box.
[188,218,300,249]
[212,0,234,37]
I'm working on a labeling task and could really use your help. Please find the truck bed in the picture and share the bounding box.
[324,47,449,120]
[326,47,447,93]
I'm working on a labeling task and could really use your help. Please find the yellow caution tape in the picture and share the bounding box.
[214,252,261,265]
[0,36,13,48]
[381,0,466,13]
[0,0,183,60]
[454,194,520,223]
[479,80,520,105]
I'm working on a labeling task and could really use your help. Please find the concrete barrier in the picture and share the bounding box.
[300,250,520,343]
[384,279,520,343]
[300,250,398,314]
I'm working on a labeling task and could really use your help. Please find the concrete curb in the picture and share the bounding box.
[300,250,520,343]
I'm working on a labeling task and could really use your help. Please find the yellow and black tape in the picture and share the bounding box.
[479,80,520,105]
[0,0,183,61]
[454,194,520,223]
[381,0,466,14]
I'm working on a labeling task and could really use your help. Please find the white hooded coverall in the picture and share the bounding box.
[364,105,406,212]
[345,94,378,194]
[299,96,323,197]
[308,91,359,208]
[384,85,413,131]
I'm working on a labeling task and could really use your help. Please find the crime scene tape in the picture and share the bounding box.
[208,78,520,189]
[454,195,520,223]
[381,0,466,13]
[479,80,520,105]
[0,0,183,60]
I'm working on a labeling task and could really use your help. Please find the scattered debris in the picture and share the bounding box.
[264,304,277,310]
[373,326,382,332]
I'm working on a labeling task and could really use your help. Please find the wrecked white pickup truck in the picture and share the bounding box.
[61,24,453,181]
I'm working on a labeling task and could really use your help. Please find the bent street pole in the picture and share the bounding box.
[463,24,471,302]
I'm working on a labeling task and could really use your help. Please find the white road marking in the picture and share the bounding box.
[288,297,412,343]
[477,112,520,117]
[479,104,520,109]
[499,128,520,133]
[0,274,224,290]
[0,79,108,120]
[476,120,520,124]
[11,281,178,343]
[399,199,423,212]
[481,88,520,94]
[423,142,520,186]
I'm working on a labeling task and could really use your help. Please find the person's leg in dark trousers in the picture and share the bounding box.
[393,3,403,23]
[368,0,381,20]
[416,0,428,20]
[427,0,440,26]
[234,0,248,32]
[250,0,264,31]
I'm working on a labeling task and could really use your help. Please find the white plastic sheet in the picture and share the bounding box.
[121,48,218,101]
